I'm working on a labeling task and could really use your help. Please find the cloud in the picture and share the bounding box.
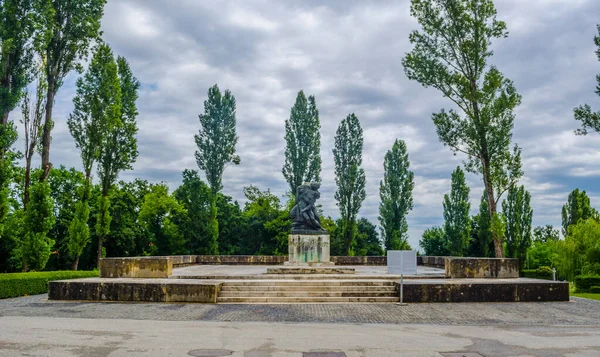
[14,0,600,251]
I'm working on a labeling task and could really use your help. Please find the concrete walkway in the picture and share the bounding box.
[1,315,599,356]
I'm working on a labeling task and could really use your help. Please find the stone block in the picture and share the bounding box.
[266,267,355,274]
[100,257,172,278]
[287,234,331,265]
[195,255,286,265]
[420,256,449,268]
[331,256,387,265]
[445,258,519,278]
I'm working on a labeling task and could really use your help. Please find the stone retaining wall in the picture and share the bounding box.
[49,279,220,303]
[331,256,387,265]
[445,258,519,278]
[420,256,448,268]
[196,255,287,265]
[398,280,568,302]
[100,257,172,278]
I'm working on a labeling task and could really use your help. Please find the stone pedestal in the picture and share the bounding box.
[286,234,333,266]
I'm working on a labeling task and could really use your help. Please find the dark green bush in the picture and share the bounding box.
[574,275,600,293]
[521,267,554,280]
[0,270,98,299]
[590,286,600,294]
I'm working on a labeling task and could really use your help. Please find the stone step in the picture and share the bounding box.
[220,286,396,292]
[217,296,400,303]
[219,291,398,297]
[171,274,444,280]
[219,280,396,287]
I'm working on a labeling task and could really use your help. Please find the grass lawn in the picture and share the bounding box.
[572,293,600,301]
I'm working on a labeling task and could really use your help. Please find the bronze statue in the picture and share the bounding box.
[290,182,326,234]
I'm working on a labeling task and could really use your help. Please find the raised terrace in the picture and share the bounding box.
[48,255,570,304]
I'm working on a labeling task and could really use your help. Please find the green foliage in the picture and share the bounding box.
[526,240,558,270]
[575,275,600,293]
[561,189,598,235]
[379,139,414,251]
[402,0,523,258]
[520,266,553,280]
[0,270,98,299]
[195,84,239,254]
[241,186,290,255]
[22,181,55,271]
[0,0,36,120]
[139,184,186,256]
[533,225,560,244]
[282,90,321,194]
[36,0,107,179]
[443,166,471,256]
[573,24,600,136]
[554,219,600,281]
[329,217,383,256]
[333,113,366,256]
[468,193,494,257]
[0,122,18,234]
[503,185,533,267]
[67,183,90,270]
[420,226,449,256]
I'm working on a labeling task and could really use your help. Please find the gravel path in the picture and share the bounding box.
[1,294,599,325]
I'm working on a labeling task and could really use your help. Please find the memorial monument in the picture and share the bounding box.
[286,182,332,265]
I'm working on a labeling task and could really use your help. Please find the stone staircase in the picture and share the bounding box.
[217,280,399,303]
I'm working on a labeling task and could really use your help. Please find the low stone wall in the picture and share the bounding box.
[331,256,386,265]
[445,258,519,278]
[196,255,287,265]
[420,256,448,268]
[168,255,197,267]
[100,257,172,278]
[48,279,220,303]
[398,280,569,302]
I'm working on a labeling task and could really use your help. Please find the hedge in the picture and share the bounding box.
[520,266,554,280]
[590,286,600,294]
[574,275,600,293]
[0,270,99,299]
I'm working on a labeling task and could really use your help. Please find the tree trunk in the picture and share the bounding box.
[482,162,503,258]
[72,256,79,271]
[40,86,55,182]
[1,110,8,126]
[23,155,32,211]
[208,193,219,255]
[97,234,103,268]
[21,262,27,272]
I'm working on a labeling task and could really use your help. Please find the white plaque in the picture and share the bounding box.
[387,250,417,275]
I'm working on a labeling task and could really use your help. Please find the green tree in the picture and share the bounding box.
[443,166,471,256]
[402,0,523,258]
[561,189,598,235]
[282,90,321,195]
[35,0,106,181]
[195,84,240,254]
[379,139,414,251]
[139,184,186,256]
[0,0,35,123]
[173,169,213,254]
[555,218,600,281]
[420,226,449,256]
[21,181,55,270]
[96,55,139,265]
[468,193,493,257]
[503,185,532,267]
[20,69,46,210]
[241,186,290,255]
[354,218,384,256]
[573,25,600,136]
[67,44,121,269]
[333,113,366,256]
[533,225,560,244]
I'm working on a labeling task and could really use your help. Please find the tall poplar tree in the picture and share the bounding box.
[282,90,321,195]
[573,25,600,135]
[443,166,471,256]
[561,189,598,235]
[67,44,120,270]
[469,192,493,257]
[502,185,532,267]
[379,139,414,250]
[333,113,366,256]
[35,0,106,182]
[402,0,523,258]
[95,55,139,264]
[195,84,239,254]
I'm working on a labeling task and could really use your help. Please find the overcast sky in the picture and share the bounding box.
[19,0,600,249]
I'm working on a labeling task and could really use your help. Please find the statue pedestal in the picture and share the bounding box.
[285,233,333,266]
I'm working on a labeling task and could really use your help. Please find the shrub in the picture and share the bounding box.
[0,270,98,299]
[521,267,554,280]
[574,275,600,293]
[590,286,600,294]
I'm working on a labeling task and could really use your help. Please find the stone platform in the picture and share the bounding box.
[48,264,569,304]
[266,267,355,274]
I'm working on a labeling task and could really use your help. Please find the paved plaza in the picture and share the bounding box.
[1,294,600,356]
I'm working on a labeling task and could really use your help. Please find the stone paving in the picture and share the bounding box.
[2,294,600,325]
